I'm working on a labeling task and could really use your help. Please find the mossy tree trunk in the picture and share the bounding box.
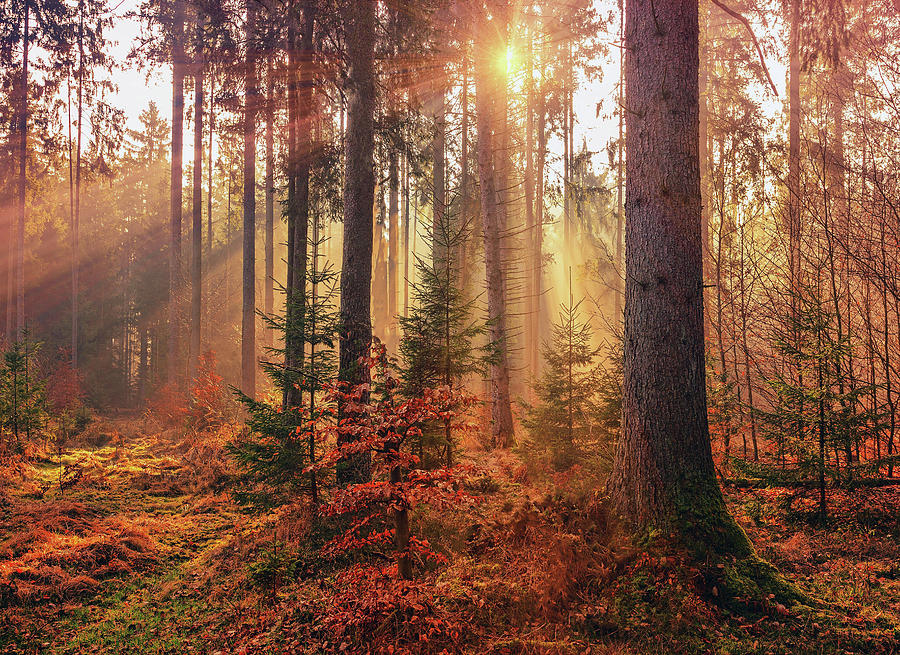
[608,4,799,607]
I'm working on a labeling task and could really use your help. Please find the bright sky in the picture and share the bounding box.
[104,0,787,181]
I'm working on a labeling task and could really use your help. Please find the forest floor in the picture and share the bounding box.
[1,417,899,654]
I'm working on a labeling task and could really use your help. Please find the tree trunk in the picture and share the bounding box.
[264,57,275,349]
[241,0,257,397]
[16,3,29,336]
[337,0,376,484]
[474,10,514,448]
[787,0,801,333]
[169,0,185,384]
[284,0,314,412]
[608,1,769,571]
[388,147,399,350]
[72,0,84,367]
[207,75,214,256]
[459,51,470,295]
[615,2,625,323]
[524,26,537,378]
[191,49,204,382]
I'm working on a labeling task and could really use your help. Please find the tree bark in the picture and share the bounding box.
[191,44,204,382]
[474,10,514,448]
[388,146,399,350]
[72,0,84,367]
[16,3,29,337]
[241,0,258,397]
[284,0,314,412]
[264,56,275,350]
[169,0,185,384]
[337,0,376,484]
[608,0,763,568]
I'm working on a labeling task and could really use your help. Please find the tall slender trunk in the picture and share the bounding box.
[241,0,258,397]
[535,64,546,374]
[207,75,214,256]
[524,27,537,378]
[699,1,710,289]
[169,0,185,384]
[459,52,470,293]
[787,0,801,328]
[403,150,410,317]
[431,80,447,269]
[474,10,514,448]
[191,46,204,381]
[615,2,625,323]
[284,1,315,411]
[337,0,376,484]
[388,147,399,349]
[16,3,29,336]
[264,57,275,349]
[72,0,84,367]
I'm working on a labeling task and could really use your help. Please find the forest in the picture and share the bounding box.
[1,0,899,652]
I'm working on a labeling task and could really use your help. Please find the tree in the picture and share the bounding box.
[231,234,339,507]
[607,0,797,602]
[241,0,258,398]
[169,0,186,385]
[190,6,205,383]
[398,208,487,467]
[522,278,605,470]
[337,0,376,485]
[474,3,514,448]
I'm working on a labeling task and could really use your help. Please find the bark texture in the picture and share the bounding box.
[474,11,514,448]
[606,4,790,594]
[337,0,376,484]
[191,56,203,381]
[169,0,185,384]
[241,0,257,397]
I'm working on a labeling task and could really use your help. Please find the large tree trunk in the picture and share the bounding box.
[191,47,204,382]
[241,0,258,397]
[337,0,376,484]
[169,0,185,384]
[16,4,29,336]
[474,10,514,448]
[608,1,776,577]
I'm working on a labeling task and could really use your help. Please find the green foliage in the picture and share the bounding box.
[757,282,881,492]
[398,209,489,466]
[522,292,618,470]
[228,234,338,507]
[0,329,49,449]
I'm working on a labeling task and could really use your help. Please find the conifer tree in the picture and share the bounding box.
[229,233,339,507]
[0,328,47,448]
[398,209,487,467]
[756,282,877,519]
[522,277,605,470]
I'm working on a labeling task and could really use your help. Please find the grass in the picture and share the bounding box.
[0,427,898,654]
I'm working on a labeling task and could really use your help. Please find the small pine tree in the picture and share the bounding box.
[756,282,877,519]
[0,329,48,451]
[229,232,339,507]
[398,207,488,467]
[522,278,606,470]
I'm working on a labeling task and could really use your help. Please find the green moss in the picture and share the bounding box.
[666,474,808,608]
